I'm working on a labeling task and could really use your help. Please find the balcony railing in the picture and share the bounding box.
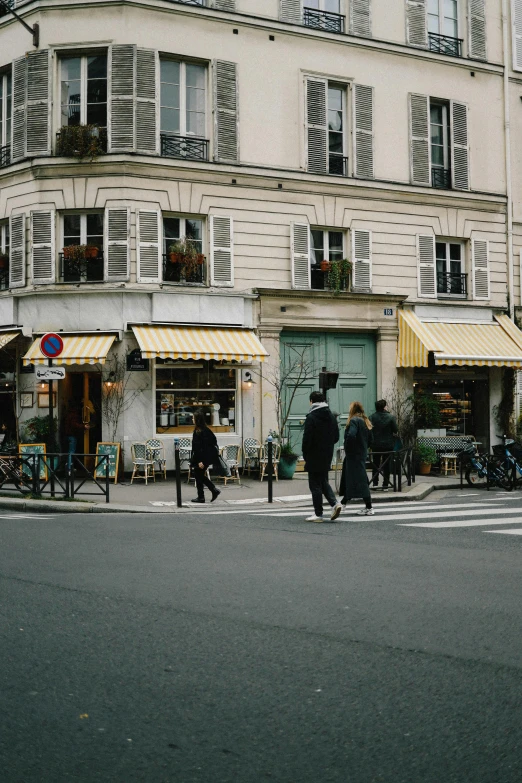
[160,134,209,162]
[163,254,206,285]
[172,0,206,5]
[329,155,348,177]
[59,250,105,283]
[432,167,451,189]
[304,7,345,33]
[0,256,9,290]
[56,126,107,158]
[437,272,467,298]
[428,32,463,58]
[310,264,349,292]
[0,144,10,169]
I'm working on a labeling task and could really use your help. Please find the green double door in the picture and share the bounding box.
[280,331,377,456]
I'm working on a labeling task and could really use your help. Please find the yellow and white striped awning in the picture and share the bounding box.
[0,331,21,350]
[397,310,522,368]
[131,325,268,362]
[23,334,116,366]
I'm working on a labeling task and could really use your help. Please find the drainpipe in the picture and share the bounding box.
[502,0,515,319]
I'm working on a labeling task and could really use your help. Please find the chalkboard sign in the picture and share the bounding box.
[126,349,149,372]
[94,442,120,483]
[19,443,47,480]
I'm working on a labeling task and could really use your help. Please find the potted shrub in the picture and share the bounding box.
[56,124,105,161]
[417,443,437,475]
[320,260,331,272]
[328,258,352,295]
[278,441,299,480]
[85,245,99,259]
[168,238,204,280]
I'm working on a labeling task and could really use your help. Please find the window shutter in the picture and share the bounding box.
[409,93,430,185]
[9,213,25,289]
[136,49,158,154]
[25,50,51,157]
[513,0,522,71]
[406,0,427,46]
[137,210,161,283]
[469,0,486,60]
[213,60,239,163]
[105,208,130,281]
[31,210,55,284]
[11,56,26,163]
[472,239,489,299]
[213,0,235,9]
[305,77,328,175]
[417,234,436,298]
[280,0,302,24]
[352,229,372,290]
[351,0,371,36]
[290,222,311,290]
[353,84,374,178]
[210,215,234,287]
[451,100,470,190]
[109,45,136,153]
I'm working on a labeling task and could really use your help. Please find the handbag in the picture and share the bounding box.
[210,447,231,478]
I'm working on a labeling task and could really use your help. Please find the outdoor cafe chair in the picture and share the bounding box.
[259,441,281,482]
[243,438,261,475]
[220,444,242,486]
[146,438,167,480]
[130,442,155,485]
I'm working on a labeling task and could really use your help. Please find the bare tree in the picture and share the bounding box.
[383,377,416,446]
[99,353,147,442]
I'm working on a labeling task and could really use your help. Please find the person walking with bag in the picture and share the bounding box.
[302,391,342,523]
[190,411,221,504]
[341,401,374,516]
[369,399,398,490]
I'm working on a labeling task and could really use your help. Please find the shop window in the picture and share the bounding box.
[163,216,205,284]
[310,228,344,290]
[155,361,237,434]
[436,240,466,298]
[60,213,104,283]
[0,221,9,290]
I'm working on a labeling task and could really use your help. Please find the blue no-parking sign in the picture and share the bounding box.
[39,333,64,360]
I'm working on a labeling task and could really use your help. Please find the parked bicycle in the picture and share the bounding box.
[461,442,513,490]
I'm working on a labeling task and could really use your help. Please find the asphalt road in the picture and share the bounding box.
[0,490,521,782]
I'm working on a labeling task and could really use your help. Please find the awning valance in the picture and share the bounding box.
[131,325,268,362]
[397,311,522,368]
[23,334,116,366]
[0,331,21,350]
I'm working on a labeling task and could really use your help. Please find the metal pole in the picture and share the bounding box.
[105,454,110,503]
[174,438,182,508]
[267,435,273,503]
[48,358,55,498]
[397,452,402,493]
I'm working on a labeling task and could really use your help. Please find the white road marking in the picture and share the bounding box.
[0,515,56,520]
[199,501,502,516]
[258,505,505,521]
[399,517,522,529]
[484,529,522,535]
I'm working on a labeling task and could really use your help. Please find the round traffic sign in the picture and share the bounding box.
[40,333,64,359]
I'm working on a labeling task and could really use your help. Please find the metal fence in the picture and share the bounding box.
[0,453,110,502]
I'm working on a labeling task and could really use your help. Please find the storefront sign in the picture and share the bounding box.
[126,349,149,372]
[35,366,66,381]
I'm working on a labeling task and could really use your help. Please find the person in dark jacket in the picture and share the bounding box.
[190,411,221,504]
[369,399,398,490]
[341,401,374,515]
[302,391,342,522]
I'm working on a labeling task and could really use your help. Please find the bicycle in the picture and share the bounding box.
[462,442,513,490]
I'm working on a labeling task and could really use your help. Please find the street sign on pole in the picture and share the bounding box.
[35,366,66,381]
[40,333,64,360]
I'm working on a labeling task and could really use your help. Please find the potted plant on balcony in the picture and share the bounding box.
[85,245,99,259]
[328,258,352,295]
[416,442,437,475]
[63,244,89,276]
[56,124,106,161]
[168,238,204,280]
[320,259,331,272]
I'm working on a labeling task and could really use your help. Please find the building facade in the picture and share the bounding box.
[1,0,522,465]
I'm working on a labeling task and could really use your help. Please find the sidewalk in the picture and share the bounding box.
[0,471,462,514]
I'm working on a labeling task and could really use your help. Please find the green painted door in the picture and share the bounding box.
[280,331,377,456]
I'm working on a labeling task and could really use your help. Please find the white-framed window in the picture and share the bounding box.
[436,239,466,298]
[0,221,9,291]
[60,54,108,128]
[0,71,12,154]
[328,84,346,175]
[427,0,458,38]
[60,212,104,283]
[430,99,450,187]
[163,215,205,285]
[304,0,344,33]
[160,60,207,138]
[310,228,344,290]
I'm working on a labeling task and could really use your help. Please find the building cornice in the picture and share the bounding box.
[256,288,406,305]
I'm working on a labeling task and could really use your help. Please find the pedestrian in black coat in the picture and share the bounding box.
[370,399,398,489]
[302,391,342,522]
[341,401,374,516]
[190,411,221,504]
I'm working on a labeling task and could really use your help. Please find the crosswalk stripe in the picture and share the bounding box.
[199,501,502,516]
[399,517,522,528]
[257,505,506,520]
[0,515,56,520]
[484,529,522,535]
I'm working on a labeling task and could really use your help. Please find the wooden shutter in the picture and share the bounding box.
[11,56,26,163]
[351,0,371,36]
[290,222,311,290]
[137,210,161,283]
[280,0,302,24]
[213,0,235,9]
[214,61,238,163]
[406,0,427,46]
[210,215,233,287]
[9,213,25,289]
[353,84,374,178]
[136,49,158,154]
[409,93,430,186]
[451,101,470,190]
[31,210,55,284]
[472,239,489,300]
[105,208,130,281]
[469,0,486,60]
[109,45,136,152]
[513,0,522,71]
[417,234,436,298]
[305,77,328,174]
[25,50,51,157]
[352,229,372,290]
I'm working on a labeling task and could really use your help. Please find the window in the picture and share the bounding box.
[436,240,466,297]
[155,361,237,434]
[310,228,344,290]
[430,100,450,188]
[0,72,11,167]
[0,222,9,291]
[61,213,104,283]
[60,55,107,129]
[160,60,208,161]
[304,0,344,33]
[328,85,346,175]
[427,0,461,55]
[163,216,205,284]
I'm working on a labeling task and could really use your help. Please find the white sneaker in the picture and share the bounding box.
[330,503,342,522]
[306,514,324,522]
[356,508,375,516]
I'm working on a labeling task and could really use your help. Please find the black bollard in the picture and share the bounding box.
[174,438,182,508]
[267,436,273,503]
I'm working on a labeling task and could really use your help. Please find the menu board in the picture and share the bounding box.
[94,442,120,483]
[19,443,47,480]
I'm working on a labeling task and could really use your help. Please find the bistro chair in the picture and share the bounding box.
[130,442,155,485]
[220,444,242,486]
[146,438,167,480]
[177,437,193,482]
[259,441,281,482]
[243,438,261,475]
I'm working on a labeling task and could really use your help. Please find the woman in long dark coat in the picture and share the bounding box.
[190,411,221,504]
[341,401,374,515]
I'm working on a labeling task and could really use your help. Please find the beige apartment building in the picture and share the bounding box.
[1,0,522,465]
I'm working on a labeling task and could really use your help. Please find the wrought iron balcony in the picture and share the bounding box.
[163,254,206,285]
[160,134,209,162]
[437,272,467,298]
[59,250,105,283]
[303,7,345,33]
[432,167,451,189]
[172,0,206,5]
[329,155,348,177]
[0,255,9,291]
[428,32,463,58]
[56,126,107,158]
[0,144,10,169]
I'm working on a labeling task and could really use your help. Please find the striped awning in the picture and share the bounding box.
[131,325,268,362]
[23,334,116,366]
[397,310,522,368]
[0,331,21,349]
